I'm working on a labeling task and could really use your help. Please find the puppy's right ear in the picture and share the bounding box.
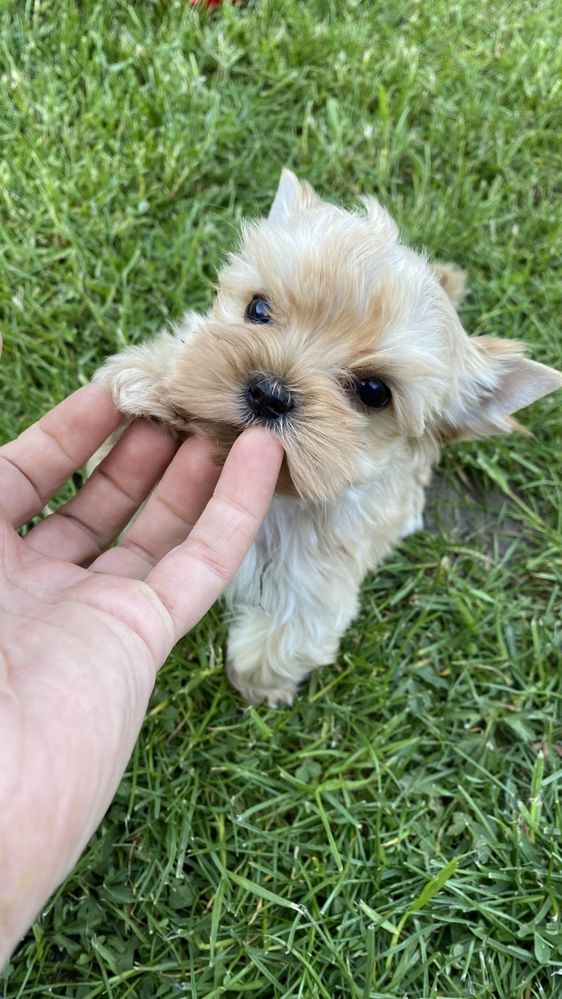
[268,169,320,224]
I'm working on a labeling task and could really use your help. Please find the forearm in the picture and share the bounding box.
[0,623,157,968]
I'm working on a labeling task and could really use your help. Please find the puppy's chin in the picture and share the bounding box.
[181,417,299,499]
[179,416,349,503]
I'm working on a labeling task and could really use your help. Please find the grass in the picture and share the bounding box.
[1,0,561,996]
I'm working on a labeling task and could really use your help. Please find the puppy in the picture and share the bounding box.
[95,170,561,706]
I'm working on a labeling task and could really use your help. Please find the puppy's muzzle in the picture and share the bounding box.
[245,376,296,423]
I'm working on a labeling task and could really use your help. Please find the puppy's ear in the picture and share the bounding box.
[432,263,467,307]
[442,337,562,442]
[268,169,320,224]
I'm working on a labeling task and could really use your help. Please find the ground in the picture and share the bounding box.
[1,1,561,997]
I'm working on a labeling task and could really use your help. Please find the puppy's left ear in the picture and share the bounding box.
[443,337,562,441]
[268,169,321,224]
[431,262,467,308]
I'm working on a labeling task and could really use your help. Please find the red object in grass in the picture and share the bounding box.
[190,0,237,7]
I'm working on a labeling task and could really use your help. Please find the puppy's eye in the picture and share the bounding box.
[355,377,392,409]
[245,296,273,325]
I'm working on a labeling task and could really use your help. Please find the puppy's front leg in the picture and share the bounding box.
[226,596,360,708]
[225,545,363,707]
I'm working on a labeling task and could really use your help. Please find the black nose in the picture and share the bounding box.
[246,377,296,421]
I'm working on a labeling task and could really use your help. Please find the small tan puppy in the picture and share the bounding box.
[96,170,561,706]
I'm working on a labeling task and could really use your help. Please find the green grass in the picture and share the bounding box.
[1,1,562,996]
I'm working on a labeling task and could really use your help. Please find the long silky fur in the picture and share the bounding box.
[95,171,562,705]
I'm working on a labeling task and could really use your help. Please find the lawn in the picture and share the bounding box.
[1,1,561,996]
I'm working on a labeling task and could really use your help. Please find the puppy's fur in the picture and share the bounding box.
[95,171,561,706]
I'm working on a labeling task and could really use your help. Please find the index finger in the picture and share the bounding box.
[0,384,123,527]
[145,428,283,643]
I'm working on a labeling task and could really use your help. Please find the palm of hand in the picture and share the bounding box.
[1,535,161,932]
[0,384,281,962]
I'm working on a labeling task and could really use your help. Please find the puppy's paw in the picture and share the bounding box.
[226,607,303,707]
[226,660,298,708]
[401,512,424,537]
[94,335,178,423]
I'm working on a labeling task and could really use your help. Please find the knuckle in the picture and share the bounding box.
[184,534,233,585]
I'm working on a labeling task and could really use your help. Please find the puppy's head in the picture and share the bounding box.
[167,170,561,501]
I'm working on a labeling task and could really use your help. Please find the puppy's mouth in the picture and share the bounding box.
[171,374,296,451]
[177,414,242,451]
[177,413,300,496]
[167,394,300,496]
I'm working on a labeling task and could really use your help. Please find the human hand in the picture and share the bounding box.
[0,383,282,966]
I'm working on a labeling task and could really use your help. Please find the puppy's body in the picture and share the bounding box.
[227,452,431,705]
[96,171,561,705]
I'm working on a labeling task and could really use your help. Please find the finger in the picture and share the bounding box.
[145,427,283,643]
[90,435,222,578]
[24,420,179,564]
[0,384,122,528]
